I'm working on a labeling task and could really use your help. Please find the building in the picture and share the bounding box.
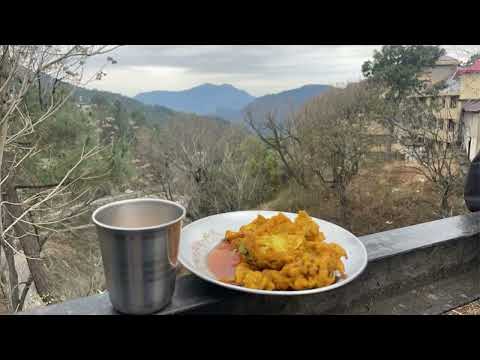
[420,56,461,137]
[454,60,480,160]
[462,101,480,160]
[417,57,480,161]
[418,55,459,86]
[368,56,464,161]
[355,55,480,162]
[429,76,461,144]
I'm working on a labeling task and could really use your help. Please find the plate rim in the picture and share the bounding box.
[178,210,368,296]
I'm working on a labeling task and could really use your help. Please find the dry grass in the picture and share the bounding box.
[42,226,105,304]
[262,160,468,236]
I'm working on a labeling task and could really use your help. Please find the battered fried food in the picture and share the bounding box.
[225,211,347,291]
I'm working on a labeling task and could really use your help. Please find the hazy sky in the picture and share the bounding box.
[83,45,479,98]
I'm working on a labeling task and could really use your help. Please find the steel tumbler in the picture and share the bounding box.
[92,198,186,314]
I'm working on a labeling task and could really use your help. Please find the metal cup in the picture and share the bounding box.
[92,198,186,315]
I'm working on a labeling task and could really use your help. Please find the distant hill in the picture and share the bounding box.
[243,84,333,124]
[134,83,255,120]
[71,86,234,129]
[72,87,176,125]
[34,71,175,125]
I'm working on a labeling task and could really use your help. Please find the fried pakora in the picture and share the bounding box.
[224,211,347,291]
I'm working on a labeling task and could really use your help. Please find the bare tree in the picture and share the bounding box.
[385,95,467,217]
[134,125,176,201]
[245,108,309,189]
[152,116,277,220]
[246,82,381,227]
[0,45,119,311]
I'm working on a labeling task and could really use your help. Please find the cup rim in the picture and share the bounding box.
[91,198,186,232]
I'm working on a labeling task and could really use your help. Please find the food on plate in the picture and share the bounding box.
[207,211,347,291]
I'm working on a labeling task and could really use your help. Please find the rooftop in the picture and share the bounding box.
[456,59,480,76]
[436,55,460,66]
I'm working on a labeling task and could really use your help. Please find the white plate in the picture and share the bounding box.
[178,210,368,296]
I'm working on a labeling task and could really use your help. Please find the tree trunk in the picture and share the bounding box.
[440,187,451,218]
[1,191,20,311]
[0,46,18,310]
[1,238,19,311]
[336,182,350,229]
[385,124,394,161]
[0,124,17,310]
[4,177,56,305]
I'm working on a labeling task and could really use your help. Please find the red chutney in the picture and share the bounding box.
[207,240,241,282]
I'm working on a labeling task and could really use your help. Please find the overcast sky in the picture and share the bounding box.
[82,45,479,98]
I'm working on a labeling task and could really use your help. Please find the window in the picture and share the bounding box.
[448,119,455,132]
[450,96,458,108]
[442,97,447,108]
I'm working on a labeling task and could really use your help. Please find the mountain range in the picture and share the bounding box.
[244,84,332,123]
[134,83,332,123]
[71,82,333,128]
[135,83,255,121]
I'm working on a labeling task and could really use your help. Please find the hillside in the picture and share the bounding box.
[244,84,333,123]
[31,70,178,127]
[134,83,255,121]
[72,87,176,125]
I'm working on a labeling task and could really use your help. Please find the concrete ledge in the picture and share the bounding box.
[339,265,480,315]
[17,212,480,315]
[19,274,235,315]
[363,211,480,262]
